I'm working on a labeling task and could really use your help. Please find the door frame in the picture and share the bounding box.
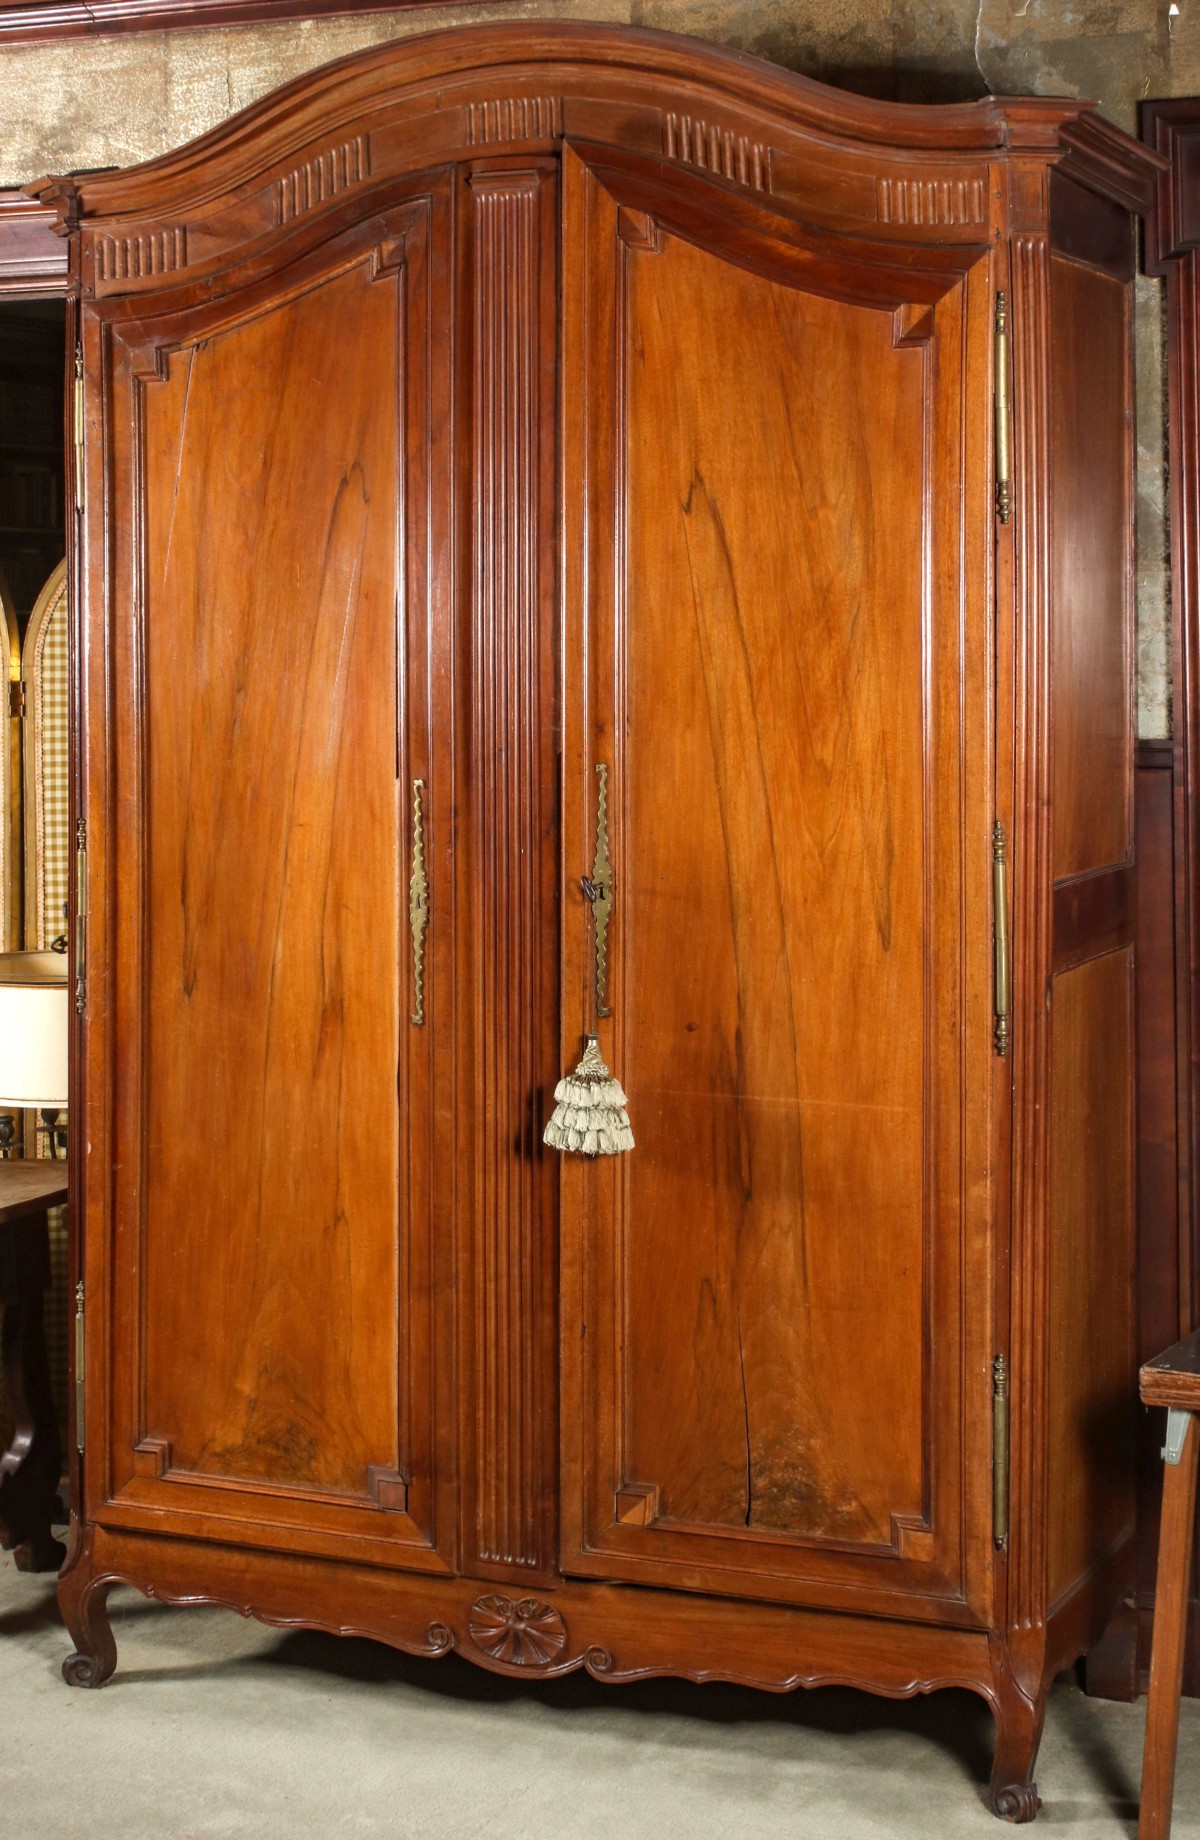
[0,194,83,1538]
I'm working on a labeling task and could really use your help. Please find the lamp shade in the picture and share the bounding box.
[0,951,69,1109]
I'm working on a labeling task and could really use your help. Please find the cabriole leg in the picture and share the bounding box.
[988,1676,1046,1823]
[58,1533,117,1688]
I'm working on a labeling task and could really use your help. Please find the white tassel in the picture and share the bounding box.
[543,1035,634,1157]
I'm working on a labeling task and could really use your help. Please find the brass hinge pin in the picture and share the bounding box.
[75,818,87,1016]
[993,1353,1009,1549]
[74,1279,85,1455]
[993,820,1010,1057]
[995,292,1012,525]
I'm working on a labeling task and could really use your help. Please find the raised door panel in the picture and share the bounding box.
[559,151,994,1620]
[90,190,456,1570]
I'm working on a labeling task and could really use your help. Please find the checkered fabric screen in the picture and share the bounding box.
[1,615,11,951]
[25,562,69,1446]
[31,564,68,949]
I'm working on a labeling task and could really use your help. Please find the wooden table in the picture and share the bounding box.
[1140,1331,1200,1837]
[0,1161,66,1573]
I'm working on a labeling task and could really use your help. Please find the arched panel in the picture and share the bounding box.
[92,182,459,1574]
[22,556,68,951]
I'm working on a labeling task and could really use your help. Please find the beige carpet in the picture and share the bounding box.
[1,1547,1198,1838]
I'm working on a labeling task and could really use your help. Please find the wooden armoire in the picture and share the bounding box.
[33,23,1159,1822]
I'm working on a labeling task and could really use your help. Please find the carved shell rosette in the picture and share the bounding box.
[468,1594,567,1667]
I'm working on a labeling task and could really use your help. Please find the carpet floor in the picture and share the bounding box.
[2,1547,1198,1838]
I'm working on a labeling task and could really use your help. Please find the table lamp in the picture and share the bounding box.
[0,952,69,1156]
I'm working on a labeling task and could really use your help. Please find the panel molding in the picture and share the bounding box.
[102,200,447,1561]
[0,192,70,296]
[29,25,1161,310]
[556,145,987,1621]
[1006,229,1055,1675]
[467,167,557,1577]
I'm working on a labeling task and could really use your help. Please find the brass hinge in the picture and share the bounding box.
[993,820,1010,1057]
[994,292,1012,525]
[993,1353,1009,1550]
[74,1279,85,1454]
[8,679,24,719]
[73,340,85,515]
[74,818,87,1016]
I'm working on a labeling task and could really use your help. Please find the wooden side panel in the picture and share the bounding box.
[1050,256,1133,880]
[1132,748,1184,1682]
[1047,949,1136,1606]
[560,151,993,1617]
[1041,240,1137,1629]
[99,195,457,1567]
[465,164,559,1579]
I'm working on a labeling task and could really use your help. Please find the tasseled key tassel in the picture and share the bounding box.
[543,1035,634,1157]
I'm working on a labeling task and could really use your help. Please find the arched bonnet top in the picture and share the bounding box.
[28,19,1163,300]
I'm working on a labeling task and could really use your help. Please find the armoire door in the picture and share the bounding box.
[86,183,457,1571]
[558,149,996,1622]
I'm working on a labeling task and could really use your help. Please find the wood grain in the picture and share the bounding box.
[0,1162,68,1222]
[1139,1412,1200,1839]
[619,232,928,1546]
[44,25,1156,1818]
[558,145,992,1617]
[1047,949,1136,1606]
[1134,747,1182,1691]
[1051,865,1135,974]
[465,164,559,1580]
[99,191,457,1568]
[1049,255,1134,879]
[1145,109,1200,1652]
[0,192,69,296]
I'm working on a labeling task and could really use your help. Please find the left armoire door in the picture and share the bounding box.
[82,184,458,1573]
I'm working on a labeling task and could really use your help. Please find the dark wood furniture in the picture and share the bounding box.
[1144,102,1200,1696]
[0,1159,65,1572]
[0,305,66,622]
[33,23,1160,1821]
[1139,1333,1200,1838]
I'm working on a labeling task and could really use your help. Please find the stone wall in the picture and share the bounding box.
[1,0,1189,732]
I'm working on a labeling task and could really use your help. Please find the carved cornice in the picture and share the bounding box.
[1056,110,1166,217]
[0,191,70,296]
[24,22,1160,241]
[1143,100,1200,271]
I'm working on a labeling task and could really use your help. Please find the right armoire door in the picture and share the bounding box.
[557,144,999,1624]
